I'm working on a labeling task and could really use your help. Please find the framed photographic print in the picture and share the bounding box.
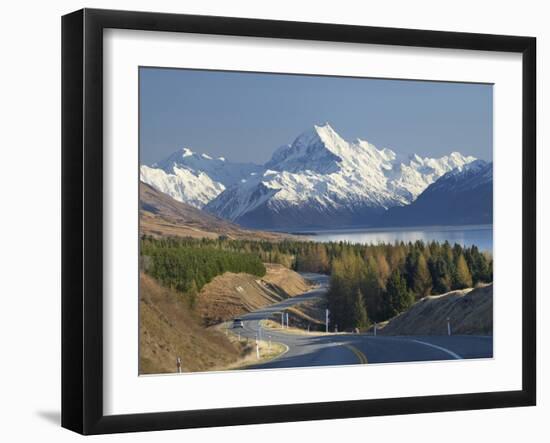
[61,8,536,435]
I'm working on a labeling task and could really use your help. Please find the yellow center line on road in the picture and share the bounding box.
[344,344,368,364]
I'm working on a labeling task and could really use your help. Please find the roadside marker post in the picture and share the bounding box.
[447,317,452,336]
[325,309,330,333]
[374,322,377,337]
[255,334,260,359]
[176,356,182,373]
[281,312,285,328]
[286,313,289,328]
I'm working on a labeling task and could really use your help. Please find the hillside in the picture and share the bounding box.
[379,284,493,336]
[140,264,312,373]
[139,272,243,374]
[139,181,293,241]
[375,160,493,227]
[197,263,312,326]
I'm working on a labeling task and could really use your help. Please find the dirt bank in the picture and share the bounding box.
[197,263,312,326]
[139,273,243,374]
[379,283,493,336]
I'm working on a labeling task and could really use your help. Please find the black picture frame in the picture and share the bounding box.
[61,8,536,435]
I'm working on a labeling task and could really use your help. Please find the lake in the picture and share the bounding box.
[304,225,493,251]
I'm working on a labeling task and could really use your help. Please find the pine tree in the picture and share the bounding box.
[477,252,491,283]
[404,251,419,290]
[375,252,390,286]
[362,256,382,322]
[316,243,330,273]
[454,254,473,289]
[383,270,414,319]
[351,289,369,329]
[186,280,198,309]
[388,244,406,271]
[428,255,452,294]
[413,254,432,297]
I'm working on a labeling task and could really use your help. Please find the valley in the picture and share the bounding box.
[139,262,312,374]
[138,122,494,374]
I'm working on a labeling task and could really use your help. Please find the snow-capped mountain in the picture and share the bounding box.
[205,123,476,229]
[374,160,493,227]
[140,147,262,208]
[154,148,263,187]
[141,123,480,229]
[140,165,225,209]
[426,159,493,193]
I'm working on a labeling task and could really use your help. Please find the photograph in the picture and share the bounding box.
[138,67,494,375]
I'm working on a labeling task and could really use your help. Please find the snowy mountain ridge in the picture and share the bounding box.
[374,159,493,227]
[141,123,478,228]
[141,147,263,208]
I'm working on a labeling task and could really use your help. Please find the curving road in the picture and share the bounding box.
[234,273,493,370]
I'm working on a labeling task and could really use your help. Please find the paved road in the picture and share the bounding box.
[234,273,493,370]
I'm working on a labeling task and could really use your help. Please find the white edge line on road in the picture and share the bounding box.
[274,343,290,360]
[410,339,462,359]
[254,342,290,368]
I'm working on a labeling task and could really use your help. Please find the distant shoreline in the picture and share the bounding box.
[279,224,493,236]
[274,224,493,252]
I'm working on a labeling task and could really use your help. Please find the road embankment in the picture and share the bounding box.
[139,272,244,374]
[197,263,312,326]
[378,283,493,336]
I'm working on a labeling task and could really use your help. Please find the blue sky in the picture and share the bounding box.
[140,67,493,165]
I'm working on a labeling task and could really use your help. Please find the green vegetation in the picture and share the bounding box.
[141,237,266,306]
[327,241,492,330]
[141,235,492,330]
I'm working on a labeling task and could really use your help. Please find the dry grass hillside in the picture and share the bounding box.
[140,264,311,373]
[140,182,295,241]
[379,283,493,336]
[139,272,243,374]
[197,263,312,325]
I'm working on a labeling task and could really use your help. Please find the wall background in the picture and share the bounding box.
[0,1,546,441]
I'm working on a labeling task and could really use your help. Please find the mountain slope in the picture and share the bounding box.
[374,160,493,227]
[141,123,478,230]
[205,123,476,229]
[140,147,262,208]
[139,181,292,241]
[140,165,224,209]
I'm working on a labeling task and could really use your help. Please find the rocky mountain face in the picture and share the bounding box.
[141,123,486,230]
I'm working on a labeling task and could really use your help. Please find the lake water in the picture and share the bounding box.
[304,225,493,251]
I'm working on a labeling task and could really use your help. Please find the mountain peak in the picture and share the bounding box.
[143,125,487,228]
[449,151,466,159]
[151,146,263,190]
[312,122,346,145]
[314,121,337,134]
[265,123,348,174]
